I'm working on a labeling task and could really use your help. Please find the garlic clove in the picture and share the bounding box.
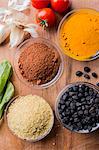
[0,24,11,44]
[24,27,38,38]
[24,24,39,38]
[10,25,25,48]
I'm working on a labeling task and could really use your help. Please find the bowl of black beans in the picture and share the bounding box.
[56,82,99,133]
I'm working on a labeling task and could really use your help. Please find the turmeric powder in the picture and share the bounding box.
[59,9,99,61]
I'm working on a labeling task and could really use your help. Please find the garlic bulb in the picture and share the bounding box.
[0,24,10,44]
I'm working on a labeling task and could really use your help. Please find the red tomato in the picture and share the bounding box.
[36,8,56,27]
[31,0,50,9]
[51,0,70,13]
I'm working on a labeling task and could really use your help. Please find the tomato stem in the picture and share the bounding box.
[38,18,48,29]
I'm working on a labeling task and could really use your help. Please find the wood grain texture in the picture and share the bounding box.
[0,1,99,150]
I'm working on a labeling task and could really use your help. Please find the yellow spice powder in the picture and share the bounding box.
[7,95,53,141]
[59,9,99,60]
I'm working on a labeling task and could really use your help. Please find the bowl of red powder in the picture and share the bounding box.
[14,38,64,89]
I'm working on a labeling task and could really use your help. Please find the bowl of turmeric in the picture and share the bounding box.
[57,8,99,61]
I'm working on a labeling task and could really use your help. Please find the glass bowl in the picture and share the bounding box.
[5,96,54,142]
[55,82,99,133]
[14,37,64,89]
[57,9,99,61]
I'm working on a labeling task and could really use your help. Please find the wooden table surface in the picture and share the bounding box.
[0,1,99,150]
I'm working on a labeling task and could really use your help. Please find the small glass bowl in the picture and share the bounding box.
[55,82,99,133]
[14,38,64,89]
[57,9,99,61]
[5,96,54,142]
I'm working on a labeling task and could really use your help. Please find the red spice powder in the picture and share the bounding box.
[18,42,61,85]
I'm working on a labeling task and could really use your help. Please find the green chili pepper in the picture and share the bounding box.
[0,92,4,103]
[0,60,12,94]
[0,81,14,112]
[0,106,5,119]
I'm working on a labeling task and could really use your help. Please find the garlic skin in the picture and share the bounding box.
[10,25,25,48]
[0,8,12,22]
[0,24,10,44]
[8,0,30,11]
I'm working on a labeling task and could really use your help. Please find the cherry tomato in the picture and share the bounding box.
[36,8,56,27]
[51,0,70,13]
[31,0,50,9]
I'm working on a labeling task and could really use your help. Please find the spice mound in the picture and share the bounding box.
[59,9,99,61]
[7,95,54,141]
[18,41,61,85]
[57,83,99,133]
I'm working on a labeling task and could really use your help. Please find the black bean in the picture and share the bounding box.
[96,83,99,87]
[69,92,75,96]
[93,91,98,96]
[84,74,90,79]
[92,123,96,127]
[68,87,73,92]
[62,112,66,117]
[78,93,83,98]
[94,98,99,103]
[96,94,99,98]
[79,87,84,93]
[62,94,67,101]
[92,72,98,78]
[68,98,73,102]
[77,122,82,128]
[85,86,89,92]
[72,95,78,100]
[86,96,91,101]
[74,118,79,123]
[82,105,85,110]
[76,71,83,77]
[81,98,86,102]
[84,67,91,73]
[61,105,66,110]
[59,100,65,105]
[77,106,81,111]
[71,109,74,114]
[91,113,96,117]
[84,92,89,97]
[78,110,83,115]
[65,101,70,107]
[73,86,79,92]
[58,103,61,109]
[84,125,88,130]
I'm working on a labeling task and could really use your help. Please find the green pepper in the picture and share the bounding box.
[0,81,14,112]
[0,60,12,94]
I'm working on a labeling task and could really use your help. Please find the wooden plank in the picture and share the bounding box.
[0,1,99,150]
